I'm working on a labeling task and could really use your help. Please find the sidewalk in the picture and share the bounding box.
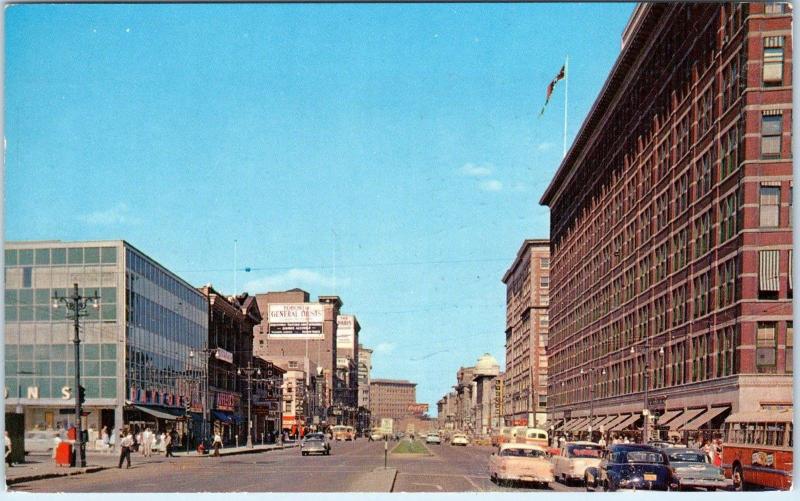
[5,442,298,486]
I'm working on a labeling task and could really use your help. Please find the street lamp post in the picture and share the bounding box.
[52,283,100,468]
[237,362,261,448]
[631,335,655,444]
[581,367,607,441]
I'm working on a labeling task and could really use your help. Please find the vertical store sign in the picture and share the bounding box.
[336,315,355,351]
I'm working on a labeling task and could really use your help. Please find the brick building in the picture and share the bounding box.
[540,4,792,441]
[369,379,416,424]
[253,289,342,426]
[502,239,550,427]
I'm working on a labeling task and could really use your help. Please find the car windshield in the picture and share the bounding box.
[568,445,603,458]
[305,434,324,440]
[668,452,707,463]
[625,451,665,464]
[501,448,545,458]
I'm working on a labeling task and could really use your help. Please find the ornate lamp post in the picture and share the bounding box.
[52,283,100,468]
[237,362,261,448]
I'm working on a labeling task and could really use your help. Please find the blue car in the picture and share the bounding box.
[585,444,672,491]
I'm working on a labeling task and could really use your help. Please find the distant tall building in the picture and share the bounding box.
[357,344,373,409]
[540,4,793,438]
[369,379,416,423]
[502,239,550,427]
[334,314,360,424]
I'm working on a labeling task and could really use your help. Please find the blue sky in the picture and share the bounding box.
[5,3,634,413]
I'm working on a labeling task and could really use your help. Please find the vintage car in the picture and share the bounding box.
[665,448,731,491]
[489,443,554,488]
[585,444,672,491]
[300,433,331,456]
[451,433,469,446]
[24,430,62,454]
[552,441,604,485]
[426,433,442,445]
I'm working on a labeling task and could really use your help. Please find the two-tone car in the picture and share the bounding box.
[552,441,604,485]
[489,443,555,488]
[585,444,672,491]
[665,447,731,491]
[300,433,331,456]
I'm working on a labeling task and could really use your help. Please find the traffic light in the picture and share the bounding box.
[185,401,191,414]
[78,385,86,406]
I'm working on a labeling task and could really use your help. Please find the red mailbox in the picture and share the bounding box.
[55,442,73,467]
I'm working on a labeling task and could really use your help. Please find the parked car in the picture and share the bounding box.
[300,433,331,456]
[665,448,731,491]
[24,430,62,454]
[489,443,554,488]
[370,431,385,441]
[426,433,442,445]
[451,433,470,446]
[650,441,685,449]
[584,444,672,491]
[552,441,604,485]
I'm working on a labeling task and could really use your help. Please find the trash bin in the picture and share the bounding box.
[55,441,73,467]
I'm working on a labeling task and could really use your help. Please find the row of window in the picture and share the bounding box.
[5,247,117,267]
[5,343,117,361]
[5,377,116,399]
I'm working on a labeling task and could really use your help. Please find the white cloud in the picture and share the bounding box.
[460,163,493,177]
[374,342,396,354]
[242,268,349,294]
[79,203,140,225]
[479,179,503,192]
[537,142,554,152]
[510,182,528,192]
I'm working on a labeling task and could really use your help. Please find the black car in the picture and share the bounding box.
[585,444,672,491]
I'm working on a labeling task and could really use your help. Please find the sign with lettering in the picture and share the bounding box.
[336,315,355,350]
[268,304,325,339]
[215,391,239,411]
[215,348,234,364]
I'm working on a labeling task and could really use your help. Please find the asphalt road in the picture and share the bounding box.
[10,439,583,493]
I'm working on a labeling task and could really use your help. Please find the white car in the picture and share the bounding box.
[552,441,604,485]
[490,443,554,488]
[426,433,442,444]
[451,434,470,446]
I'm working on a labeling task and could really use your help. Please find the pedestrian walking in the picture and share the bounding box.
[5,431,13,467]
[165,430,174,457]
[622,436,630,444]
[598,435,607,447]
[212,432,223,457]
[142,427,153,457]
[118,431,134,468]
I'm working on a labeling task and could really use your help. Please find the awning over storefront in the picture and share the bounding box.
[680,407,730,431]
[212,410,234,423]
[565,417,590,432]
[666,408,705,431]
[609,414,640,431]
[131,405,182,421]
[596,415,619,429]
[602,414,628,430]
[725,408,793,423]
[656,409,682,427]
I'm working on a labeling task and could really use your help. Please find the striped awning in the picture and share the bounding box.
[566,417,590,432]
[596,415,619,430]
[609,414,640,431]
[602,414,628,430]
[759,250,780,291]
[667,408,705,431]
[656,409,682,427]
[681,407,730,431]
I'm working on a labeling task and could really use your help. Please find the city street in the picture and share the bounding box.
[9,440,582,493]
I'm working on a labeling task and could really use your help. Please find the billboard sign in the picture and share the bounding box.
[336,315,355,351]
[268,304,325,339]
[407,403,429,416]
[215,348,234,364]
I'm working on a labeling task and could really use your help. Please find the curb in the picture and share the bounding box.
[196,443,297,458]
[350,467,397,492]
[6,466,108,486]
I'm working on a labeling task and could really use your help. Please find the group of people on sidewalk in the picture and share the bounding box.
[118,429,226,468]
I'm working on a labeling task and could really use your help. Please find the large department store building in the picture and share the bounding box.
[4,240,208,439]
[540,3,793,440]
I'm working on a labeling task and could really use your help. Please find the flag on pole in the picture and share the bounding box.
[539,64,566,116]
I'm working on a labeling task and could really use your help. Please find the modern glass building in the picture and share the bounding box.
[4,240,207,440]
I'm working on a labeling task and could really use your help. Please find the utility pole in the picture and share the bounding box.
[53,283,100,468]
[238,361,262,448]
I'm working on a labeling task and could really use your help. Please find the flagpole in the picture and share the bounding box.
[563,55,569,159]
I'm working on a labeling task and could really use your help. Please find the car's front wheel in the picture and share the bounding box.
[732,465,745,491]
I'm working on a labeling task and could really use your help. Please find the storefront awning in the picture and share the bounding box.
[609,414,640,431]
[602,415,627,430]
[725,408,793,423]
[656,409,682,427]
[131,405,181,421]
[565,417,590,432]
[666,408,705,431]
[595,415,618,429]
[212,410,234,423]
[680,407,730,431]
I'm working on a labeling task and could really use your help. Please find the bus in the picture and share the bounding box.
[721,408,793,491]
[518,427,549,448]
[331,425,355,441]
